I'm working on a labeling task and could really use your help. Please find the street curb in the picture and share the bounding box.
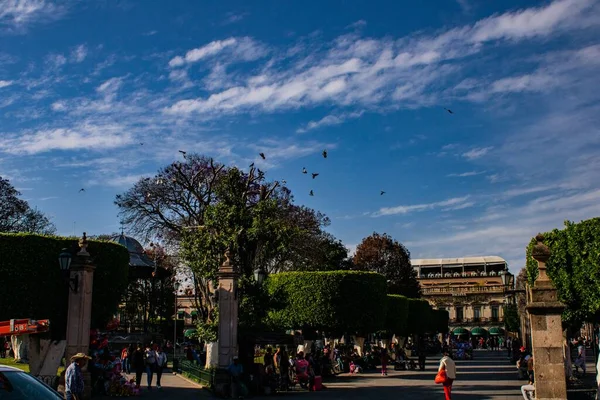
[175,372,206,389]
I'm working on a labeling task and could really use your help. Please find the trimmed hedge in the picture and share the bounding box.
[407,298,432,335]
[429,309,449,334]
[0,233,129,339]
[386,294,409,335]
[266,271,387,336]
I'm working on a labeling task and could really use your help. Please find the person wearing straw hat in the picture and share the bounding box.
[65,352,91,400]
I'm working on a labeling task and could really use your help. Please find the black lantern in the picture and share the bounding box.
[58,248,78,293]
[499,270,511,288]
[58,248,72,271]
[254,268,267,285]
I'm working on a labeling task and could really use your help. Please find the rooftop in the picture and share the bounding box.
[411,256,507,267]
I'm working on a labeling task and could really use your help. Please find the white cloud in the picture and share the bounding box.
[71,44,87,63]
[0,124,133,154]
[162,0,600,118]
[469,0,596,43]
[0,80,13,88]
[169,37,240,67]
[0,0,66,31]
[51,101,66,111]
[296,111,364,133]
[462,146,492,160]
[96,77,122,94]
[372,196,473,217]
[447,170,486,177]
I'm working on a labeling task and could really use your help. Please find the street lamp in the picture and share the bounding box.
[174,281,180,357]
[58,248,78,293]
[254,267,267,285]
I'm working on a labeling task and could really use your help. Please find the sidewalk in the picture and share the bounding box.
[98,370,210,399]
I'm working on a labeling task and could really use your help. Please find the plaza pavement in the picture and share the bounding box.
[275,350,525,400]
[111,351,528,399]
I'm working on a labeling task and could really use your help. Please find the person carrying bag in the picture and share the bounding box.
[436,350,456,400]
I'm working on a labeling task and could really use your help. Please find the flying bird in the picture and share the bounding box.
[79,188,85,193]
[312,173,319,179]
[302,167,307,174]
[178,150,187,157]
[444,108,454,114]
[309,190,314,196]
[259,152,266,160]
[380,191,386,195]
[249,162,254,168]
[322,149,328,158]
[140,142,144,146]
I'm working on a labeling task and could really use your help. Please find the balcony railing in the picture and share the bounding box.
[449,317,503,326]
[422,285,506,295]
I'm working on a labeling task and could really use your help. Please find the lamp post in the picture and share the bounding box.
[59,248,78,292]
[254,267,267,285]
[174,281,180,361]
[64,233,96,400]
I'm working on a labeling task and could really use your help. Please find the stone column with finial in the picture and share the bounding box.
[527,234,567,399]
[65,232,96,400]
[217,249,240,368]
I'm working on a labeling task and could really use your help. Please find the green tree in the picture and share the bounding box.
[353,232,421,298]
[116,155,338,332]
[0,176,55,234]
[503,303,520,333]
[525,218,600,328]
[267,271,387,336]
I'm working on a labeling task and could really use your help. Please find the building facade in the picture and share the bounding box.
[412,256,513,338]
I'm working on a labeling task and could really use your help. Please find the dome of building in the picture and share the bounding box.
[110,233,170,279]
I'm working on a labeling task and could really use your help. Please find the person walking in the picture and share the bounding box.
[380,349,388,376]
[121,345,130,374]
[438,350,456,400]
[65,353,92,400]
[145,344,158,390]
[155,347,168,390]
[131,343,145,389]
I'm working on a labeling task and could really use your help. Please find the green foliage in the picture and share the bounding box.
[193,318,219,343]
[385,294,408,335]
[406,298,432,335]
[266,271,387,336]
[0,233,129,339]
[430,309,450,334]
[525,218,600,327]
[503,303,520,333]
[0,176,56,235]
[353,232,421,298]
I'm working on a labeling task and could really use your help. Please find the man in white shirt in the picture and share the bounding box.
[439,350,456,400]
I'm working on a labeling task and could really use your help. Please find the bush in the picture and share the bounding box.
[429,309,449,334]
[406,298,432,335]
[525,218,600,328]
[0,233,130,339]
[266,271,387,336]
[385,294,409,335]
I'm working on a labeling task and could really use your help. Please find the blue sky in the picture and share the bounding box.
[1,0,600,272]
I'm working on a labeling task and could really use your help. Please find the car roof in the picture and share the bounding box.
[0,365,24,372]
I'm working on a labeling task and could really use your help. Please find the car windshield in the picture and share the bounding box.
[0,371,62,399]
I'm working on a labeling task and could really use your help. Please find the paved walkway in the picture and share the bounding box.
[99,351,539,399]
[274,350,525,400]
[99,370,208,399]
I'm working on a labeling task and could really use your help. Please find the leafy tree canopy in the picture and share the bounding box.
[526,218,600,328]
[0,176,55,235]
[353,232,421,298]
[115,154,343,327]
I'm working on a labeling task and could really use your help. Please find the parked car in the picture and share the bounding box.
[0,365,63,399]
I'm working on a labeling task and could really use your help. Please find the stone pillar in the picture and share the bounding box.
[526,234,567,400]
[217,250,239,368]
[65,233,96,400]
